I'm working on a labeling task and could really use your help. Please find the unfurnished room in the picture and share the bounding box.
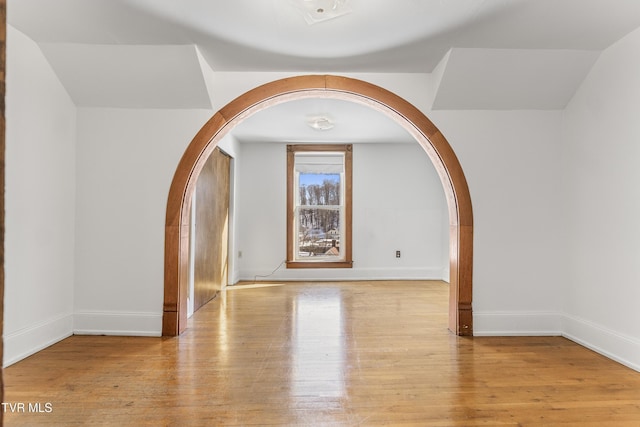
[2,0,640,425]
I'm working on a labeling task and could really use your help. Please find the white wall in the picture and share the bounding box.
[4,26,77,366]
[352,143,448,279]
[74,108,213,335]
[235,142,448,281]
[561,26,640,370]
[430,110,566,335]
[210,72,432,112]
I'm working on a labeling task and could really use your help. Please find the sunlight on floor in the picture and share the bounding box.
[225,282,287,290]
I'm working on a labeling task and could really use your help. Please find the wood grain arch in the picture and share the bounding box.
[162,75,473,336]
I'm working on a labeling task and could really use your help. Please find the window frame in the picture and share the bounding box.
[286,144,353,269]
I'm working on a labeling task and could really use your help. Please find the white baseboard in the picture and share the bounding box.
[562,314,640,372]
[74,311,162,337]
[473,311,563,336]
[239,266,447,282]
[6,309,638,375]
[474,311,640,373]
[3,313,74,367]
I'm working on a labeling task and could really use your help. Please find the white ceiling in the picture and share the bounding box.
[8,0,640,141]
[232,98,416,144]
[39,43,213,109]
[431,48,602,110]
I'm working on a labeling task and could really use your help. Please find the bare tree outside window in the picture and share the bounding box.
[297,174,341,257]
[286,145,352,269]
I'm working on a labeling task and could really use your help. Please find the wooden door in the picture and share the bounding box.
[193,147,230,312]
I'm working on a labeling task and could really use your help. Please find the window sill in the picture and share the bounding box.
[286,260,353,269]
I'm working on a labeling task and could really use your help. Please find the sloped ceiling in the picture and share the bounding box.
[8,0,640,111]
[38,44,212,109]
[432,48,602,110]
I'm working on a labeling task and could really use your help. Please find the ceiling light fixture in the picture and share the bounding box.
[289,0,352,25]
[307,115,334,131]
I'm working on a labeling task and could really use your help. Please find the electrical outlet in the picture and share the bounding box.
[396,250,401,258]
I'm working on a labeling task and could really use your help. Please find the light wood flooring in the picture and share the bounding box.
[4,281,640,426]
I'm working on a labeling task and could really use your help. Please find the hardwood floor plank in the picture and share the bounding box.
[4,281,640,425]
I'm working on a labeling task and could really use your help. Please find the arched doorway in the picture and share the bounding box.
[162,75,473,336]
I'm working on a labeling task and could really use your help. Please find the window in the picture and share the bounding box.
[287,144,353,268]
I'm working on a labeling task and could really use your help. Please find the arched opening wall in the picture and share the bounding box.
[162,75,473,336]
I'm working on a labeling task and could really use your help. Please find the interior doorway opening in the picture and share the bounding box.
[162,75,473,336]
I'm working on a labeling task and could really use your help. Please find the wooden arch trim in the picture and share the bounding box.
[162,75,473,336]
